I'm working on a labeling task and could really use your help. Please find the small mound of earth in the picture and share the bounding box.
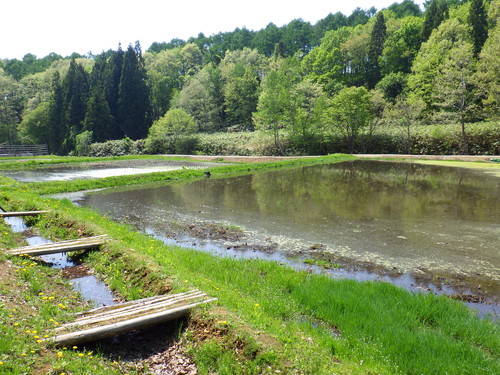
[62,264,94,279]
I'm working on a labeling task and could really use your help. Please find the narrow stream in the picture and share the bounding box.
[3,216,116,308]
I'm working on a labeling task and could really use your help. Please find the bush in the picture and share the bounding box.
[75,131,93,156]
[89,137,144,157]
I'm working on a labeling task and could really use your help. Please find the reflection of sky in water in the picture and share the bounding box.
[1,165,208,182]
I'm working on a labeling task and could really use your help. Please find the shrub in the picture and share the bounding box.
[89,137,144,157]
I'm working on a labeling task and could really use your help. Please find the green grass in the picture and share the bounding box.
[1,155,499,374]
[0,223,126,374]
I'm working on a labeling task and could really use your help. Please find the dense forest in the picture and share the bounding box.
[1,0,499,155]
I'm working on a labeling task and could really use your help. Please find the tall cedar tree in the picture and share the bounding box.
[104,45,124,138]
[422,0,449,41]
[47,71,64,154]
[469,0,488,57]
[62,60,89,152]
[367,12,387,89]
[117,42,151,140]
[85,54,114,141]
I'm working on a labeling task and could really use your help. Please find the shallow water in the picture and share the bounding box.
[0,160,220,182]
[64,160,500,300]
[3,216,116,307]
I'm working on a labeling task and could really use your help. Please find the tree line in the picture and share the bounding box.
[1,0,499,155]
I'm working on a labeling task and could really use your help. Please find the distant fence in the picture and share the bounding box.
[0,144,48,157]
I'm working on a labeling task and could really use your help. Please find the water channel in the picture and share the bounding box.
[52,159,499,317]
[3,216,116,307]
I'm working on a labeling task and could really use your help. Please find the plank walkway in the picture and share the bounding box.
[0,210,49,217]
[6,235,107,256]
[51,290,217,346]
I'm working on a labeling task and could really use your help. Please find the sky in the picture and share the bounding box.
[2,0,425,60]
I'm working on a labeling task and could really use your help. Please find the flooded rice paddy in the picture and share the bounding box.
[55,160,499,315]
[1,159,222,182]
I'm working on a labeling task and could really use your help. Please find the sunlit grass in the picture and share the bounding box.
[1,156,499,374]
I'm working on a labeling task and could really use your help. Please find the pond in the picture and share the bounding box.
[0,159,221,182]
[58,160,500,304]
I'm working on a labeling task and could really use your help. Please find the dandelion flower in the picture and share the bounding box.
[72,346,77,349]
[78,353,84,357]
[57,352,63,358]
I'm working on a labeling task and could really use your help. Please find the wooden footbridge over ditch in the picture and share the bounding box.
[1,210,216,346]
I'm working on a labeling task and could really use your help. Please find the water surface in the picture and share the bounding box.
[0,160,219,182]
[59,160,500,298]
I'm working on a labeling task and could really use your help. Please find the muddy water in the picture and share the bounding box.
[0,160,221,182]
[61,160,500,302]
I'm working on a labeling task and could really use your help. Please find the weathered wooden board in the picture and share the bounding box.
[0,211,49,217]
[6,235,107,256]
[50,290,216,346]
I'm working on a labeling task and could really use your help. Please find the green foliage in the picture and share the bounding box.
[366,12,387,89]
[17,102,50,144]
[74,130,93,156]
[175,64,223,132]
[88,137,143,157]
[325,86,372,153]
[474,15,500,117]
[148,108,196,141]
[469,0,488,56]
[117,42,151,140]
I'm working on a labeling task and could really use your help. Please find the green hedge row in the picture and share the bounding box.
[85,122,499,157]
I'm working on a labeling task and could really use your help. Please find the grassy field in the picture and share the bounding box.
[0,155,499,374]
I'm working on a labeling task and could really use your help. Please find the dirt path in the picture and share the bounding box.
[166,154,499,163]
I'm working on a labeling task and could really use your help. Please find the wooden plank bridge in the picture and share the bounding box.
[51,290,217,346]
[0,210,49,218]
[6,235,107,256]
[2,209,217,346]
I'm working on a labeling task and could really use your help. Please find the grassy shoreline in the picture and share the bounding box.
[1,155,499,374]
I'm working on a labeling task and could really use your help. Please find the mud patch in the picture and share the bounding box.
[62,264,94,279]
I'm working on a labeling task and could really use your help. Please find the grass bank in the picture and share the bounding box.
[0,156,499,374]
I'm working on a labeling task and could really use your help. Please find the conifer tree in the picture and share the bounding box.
[422,0,449,41]
[105,45,124,137]
[366,12,387,89]
[469,0,488,56]
[47,71,64,154]
[84,89,113,142]
[62,59,89,151]
[117,42,151,140]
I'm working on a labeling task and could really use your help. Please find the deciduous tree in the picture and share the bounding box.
[325,86,372,153]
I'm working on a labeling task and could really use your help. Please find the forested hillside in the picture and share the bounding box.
[1,0,499,155]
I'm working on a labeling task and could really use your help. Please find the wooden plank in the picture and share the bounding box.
[74,290,201,318]
[51,298,217,346]
[6,235,107,256]
[56,291,208,330]
[0,211,49,217]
